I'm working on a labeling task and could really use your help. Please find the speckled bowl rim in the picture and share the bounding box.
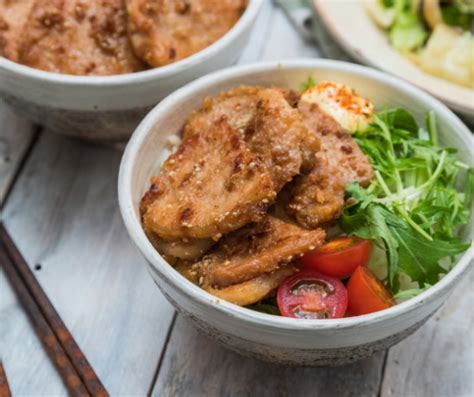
[119,59,474,331]
[0,0,262,86]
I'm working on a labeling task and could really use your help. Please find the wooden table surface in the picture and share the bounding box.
[1,2,472,396]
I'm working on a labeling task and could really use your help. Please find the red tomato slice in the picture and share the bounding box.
[277,270,348,319]
[301,236,372,278]
[347,266,395,316]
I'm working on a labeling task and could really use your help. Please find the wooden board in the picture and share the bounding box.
[380,269,474,397]
[152,316,386,397]
[0,101,36,206]
[2,132,175,395]
[261,5,322,60]
[0,268,68,395]
[0,100,54,395]
[237,0,274,64]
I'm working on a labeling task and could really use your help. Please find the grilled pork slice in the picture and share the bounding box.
[184,86,320,189]
[205,265,298,306]
[174,257,298,306]
[17,0,145,75]
[244,88,318,190]
[288,95,375,229]
[141,118,275,242]
[146,232,215,262]
[18,0,144,75]
[184,86,260,138]
[126,0,246,67]
[194,215,326,288]
[0,0,35,61]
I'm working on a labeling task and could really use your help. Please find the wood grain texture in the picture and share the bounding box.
[237,0,274,64]
[0,100,36,206]
[0,267,68,396]
[152,316,386,397]
[2,132,175,396]
[1,248,90,397]
[261,6,322,60]
[0,103,67,396]
[307,1,353,62]
[380,269,474,397]
[1,226,107,396]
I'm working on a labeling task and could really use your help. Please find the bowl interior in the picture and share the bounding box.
[121,60,473,328]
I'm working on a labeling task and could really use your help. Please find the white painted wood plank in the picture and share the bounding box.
[380,269,474,397]
[0,267,67,396]
[275,0,316,44]
[0,100,36,205]
[307,1,354,62]
[2,132,175,395]
[260,5,322,60]
[152,316,386,397]
[237,0,274,64]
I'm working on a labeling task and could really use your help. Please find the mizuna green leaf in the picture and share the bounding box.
[341,108,471,293]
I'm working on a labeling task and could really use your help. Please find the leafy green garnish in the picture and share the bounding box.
[381,0,395,9]
[394,284,432,301]
[441,5,471,31]
[300,76,316,91]
[389,12,427,51]
[388,0,427,51]
[453,0,474,14]
[341,108,471,293]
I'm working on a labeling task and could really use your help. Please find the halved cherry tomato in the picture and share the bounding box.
[301,236,372,278]
[277,270,348,319]
[347,266,395,316]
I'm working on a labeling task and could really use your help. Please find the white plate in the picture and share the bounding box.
[313,0,474,117]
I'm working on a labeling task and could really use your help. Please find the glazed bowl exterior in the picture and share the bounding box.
[118,60,474,365]
[0,0,262,142]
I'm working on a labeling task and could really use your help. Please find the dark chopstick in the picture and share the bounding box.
[0,224,108,397]
[1,248,89,396]
[0,362,12,397]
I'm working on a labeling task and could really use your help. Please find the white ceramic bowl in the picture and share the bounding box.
[119,60,474,366]
[0,0,262,142]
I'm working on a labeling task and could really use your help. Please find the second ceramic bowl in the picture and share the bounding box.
[0,0,262,142]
